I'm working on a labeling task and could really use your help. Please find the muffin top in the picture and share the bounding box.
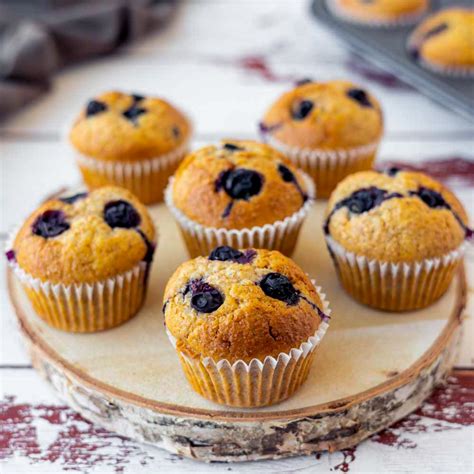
[325,169,470,262]
[170,140,311,229]
[260,80,383,150]
[163,247,327,363]
[8,187,156,285]
[69,91,191,162]
[330,0,429,22]
[408,8,474,70]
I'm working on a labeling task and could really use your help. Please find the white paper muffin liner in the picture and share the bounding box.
[326,0,429,27]
[166,280,331,407]
[6,230,153,333]
[326,235,467,311]
[266,135,380,199]
[164,172,315,258]
[76,141,189,204]
[416,58,474,79]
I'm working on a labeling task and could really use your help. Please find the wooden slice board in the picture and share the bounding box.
[8,200,466,462]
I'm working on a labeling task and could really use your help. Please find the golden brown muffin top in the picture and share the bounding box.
[170,140,311,229]
[69,91,191,162]
[408,8,474,70]
[260,80,383,150]
[9,187,156,285]
[163,247,327,363]
[330,0,429,22]
[325,169,470,262]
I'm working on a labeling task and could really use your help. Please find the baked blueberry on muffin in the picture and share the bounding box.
[325,169,470,311]
[163,247,330,407]
[260,80,383,198]
[166,140,314,257]
[408,8,474,77]
[327,0,429,26]
[6,187,156,332]
[69,91,191,204]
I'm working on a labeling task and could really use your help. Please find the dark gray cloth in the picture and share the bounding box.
[0,0,177,121]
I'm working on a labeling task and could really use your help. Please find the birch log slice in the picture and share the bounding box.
[8,199,466,462]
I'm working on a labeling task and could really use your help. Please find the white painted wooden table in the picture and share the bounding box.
[1,1,473,472]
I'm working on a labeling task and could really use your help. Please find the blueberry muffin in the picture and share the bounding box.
[327,0,429,26]
[408,8,474,77]
[6,187,156,332]
[69,91,191,204]
[325,169,470,311]
[260,80,383,198]
[166,140,314,257]
[163,247,330,407]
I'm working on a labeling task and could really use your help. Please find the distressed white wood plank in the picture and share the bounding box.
[1,370,473,473]
[2,58,472,136]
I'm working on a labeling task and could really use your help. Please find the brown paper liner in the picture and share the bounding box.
[165,173,315,258]
[166,282,330,408]
[76,143,188,205]
[326,236,466,311]
[266,136,380,199]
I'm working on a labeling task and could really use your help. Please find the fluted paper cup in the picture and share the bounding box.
[165,173,315,258]
[326,236,466,311]
[166,281,330,407]
[326,0,428,27]
[76,141,189,205]
[266,135,380,199]
[6,232,154,333]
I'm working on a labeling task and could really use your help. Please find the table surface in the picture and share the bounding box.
[1,1,473,472]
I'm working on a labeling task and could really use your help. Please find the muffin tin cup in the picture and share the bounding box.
[6,232,152,333]
[325,0,429,28]
[326,236,467,312]
[75,141,189,205]
[164,173,315,258]
[166,280,330,408]
[266,135,380,199]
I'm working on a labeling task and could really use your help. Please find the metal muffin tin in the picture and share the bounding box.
[311,0,473,122]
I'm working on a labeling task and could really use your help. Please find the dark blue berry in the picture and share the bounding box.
[292,100,314,120]
[260,272,300,306]
[32,210,70,238]
[131,93,145,102]
[186,280,224,313]
[59,192,88,204]
[347,89,372,108]
[172,126,180,139]
[295,78,313,86]
[209,246,243,262]
[104,200,141,229]
[414,187,447,209]
[223,143,244,151]
[385,167,400,177]
[221,168,264,201]
[278,164,295,182]
[123,106,146,125]
[5,249,16,262]
[86,100,107,117]
[423,23,448,40]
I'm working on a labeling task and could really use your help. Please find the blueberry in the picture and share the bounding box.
[414,187,447,209]
[123,106,146,125]
[423,23,448,41]
[345,187,388,214]
[278,164,295,182]
[172,126,180,139]
[347,89,372,108]
[295,78,313,86]
[131,93,145,102]
[260,272,300,306]
[291,100,313,120]
[59,192,88,204]
[221,168,264,201]
[32,210,70,238]
[186,280,224,313]
[223,143,244,152]
[385,167,400,177]
[104,200,141,228]
[5,249,16,262]
[86,100,107,117]
[209,246,243,262]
